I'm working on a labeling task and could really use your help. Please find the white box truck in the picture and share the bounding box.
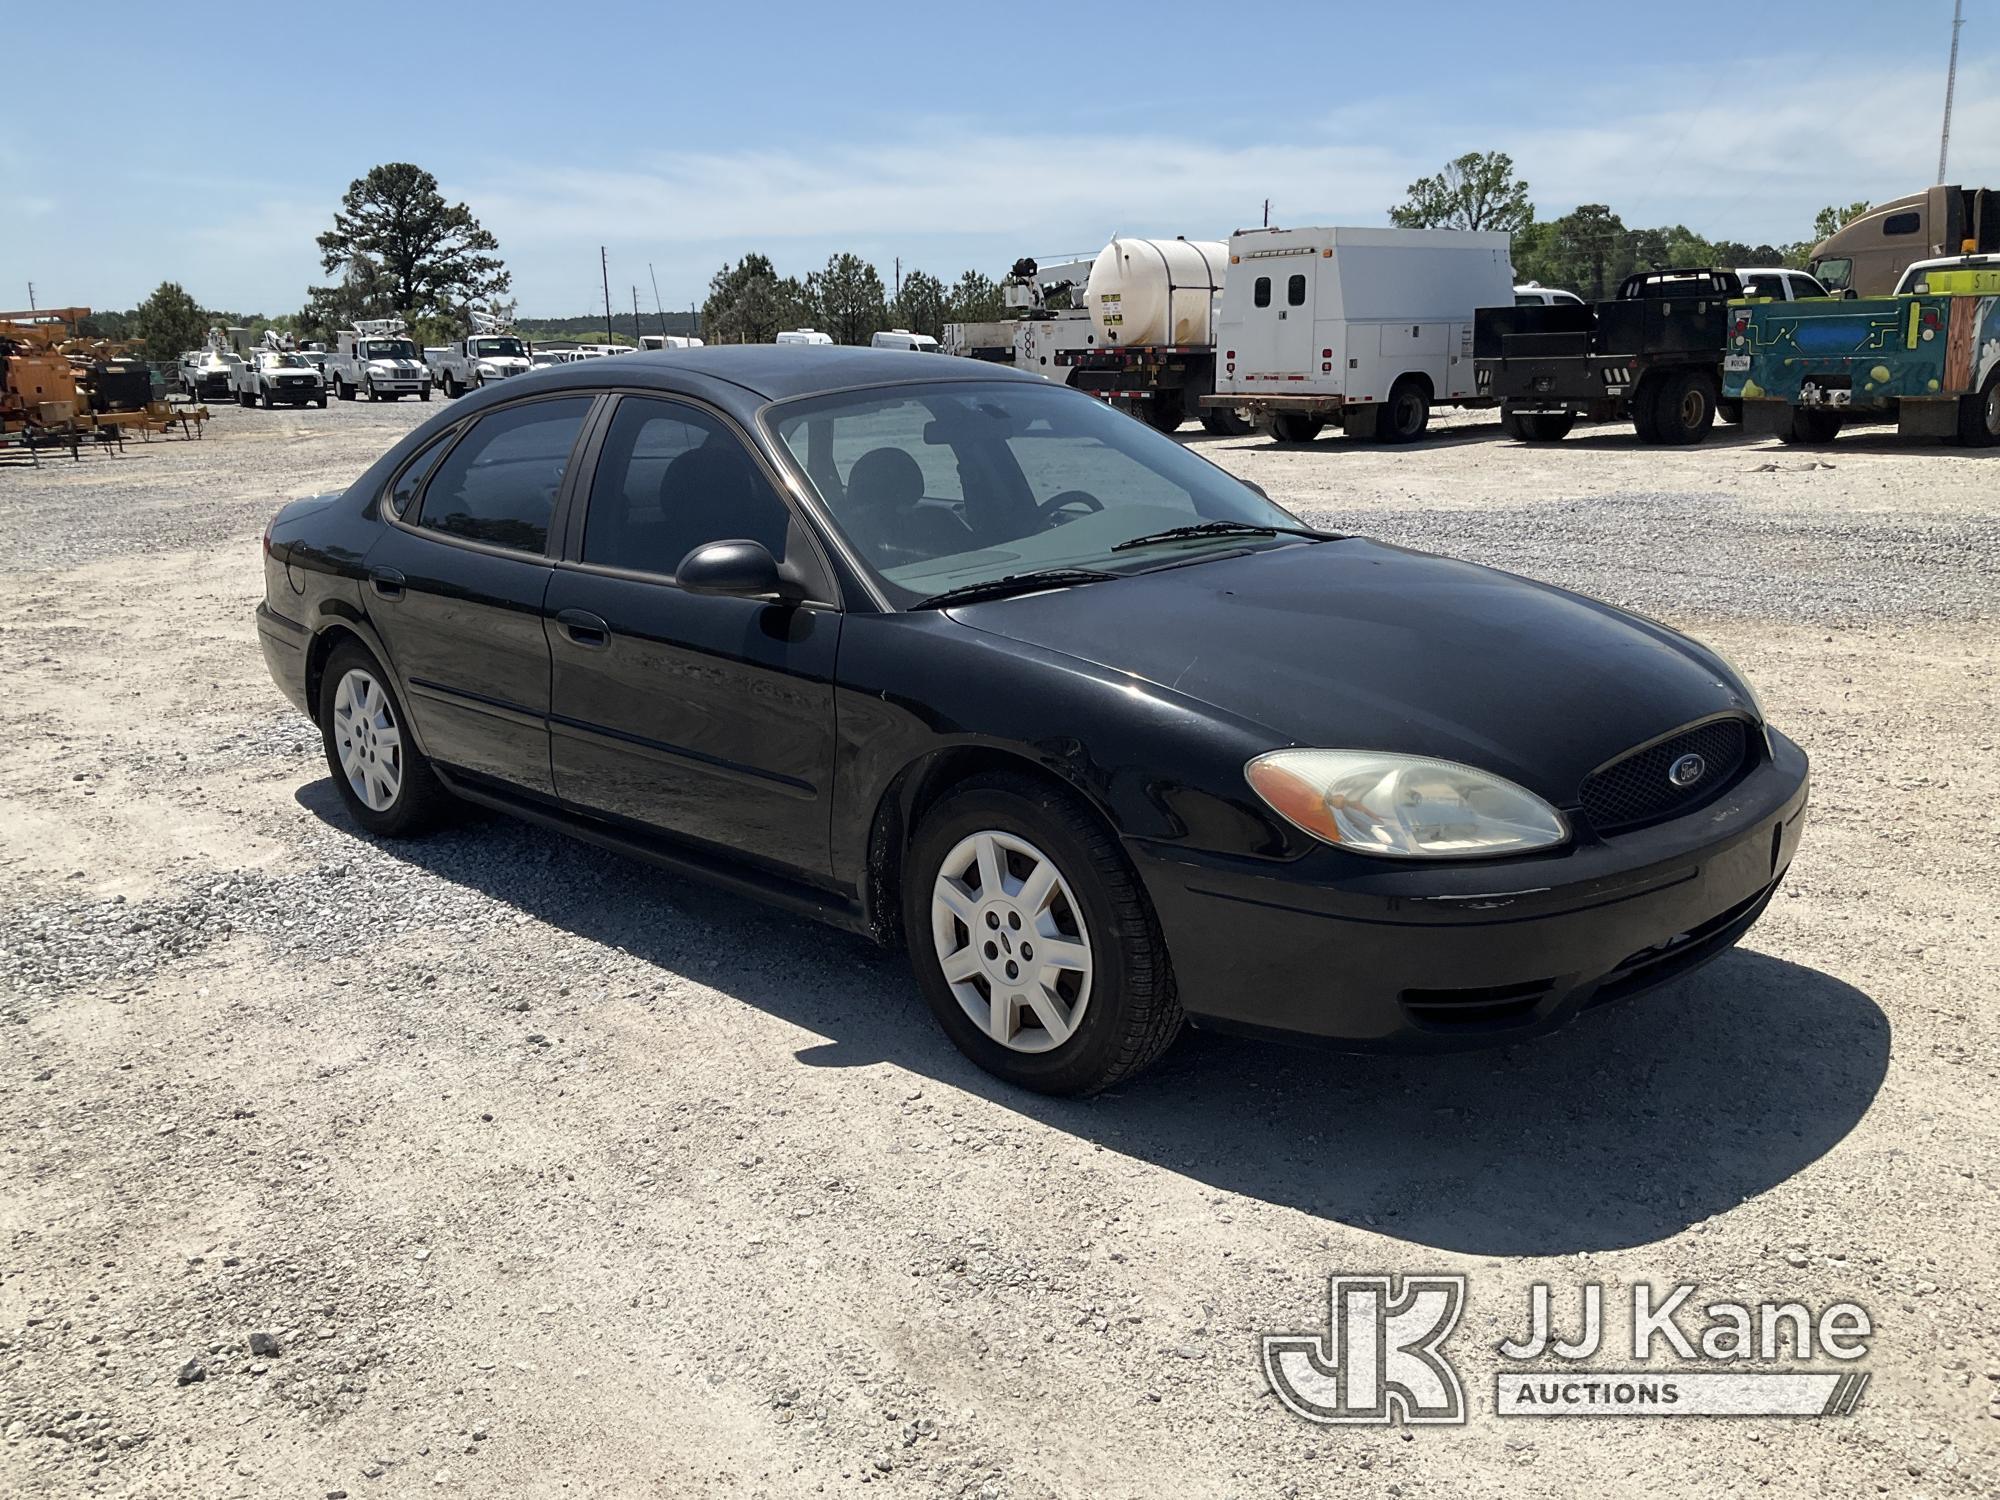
[1205,226,1513,443]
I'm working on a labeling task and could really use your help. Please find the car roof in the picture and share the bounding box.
[510,345,1045,403]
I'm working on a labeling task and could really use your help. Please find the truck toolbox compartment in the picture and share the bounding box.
[1501,330,1592,360]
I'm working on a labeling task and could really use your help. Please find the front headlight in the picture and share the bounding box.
[476,363,499,375]
[1246,750,1568,859]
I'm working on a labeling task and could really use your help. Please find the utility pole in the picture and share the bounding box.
[632,285,643,348]
[894,256,901,300]
[25,282,35,311]
[1938,0,1964,184]
[648,262,669,341]
[600,246,614,347]
[1262,198,1270,229]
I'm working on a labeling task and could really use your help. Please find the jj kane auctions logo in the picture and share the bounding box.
[1264,1276,1872,1424]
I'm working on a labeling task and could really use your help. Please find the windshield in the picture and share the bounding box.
[270,353,307,368]
[471,337,526,358]
[770,381,1309,607]
[362,340,417,360]
[1812,257,1852,292]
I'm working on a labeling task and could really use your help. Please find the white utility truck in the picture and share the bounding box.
[1206,226,1513,443]
[941,256,1097,376]
[871,329,941,353]
[775,329,834,346]
[230,341,327,408]
[329,319,432,402]
[429,312,534,398]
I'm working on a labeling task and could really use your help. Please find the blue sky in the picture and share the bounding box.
[5,0,1995,318]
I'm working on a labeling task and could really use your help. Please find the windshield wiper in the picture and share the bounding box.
[908,568,1121,611]
[1111,520,1327,553]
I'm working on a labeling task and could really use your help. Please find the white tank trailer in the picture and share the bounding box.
[1071,237,1244,432]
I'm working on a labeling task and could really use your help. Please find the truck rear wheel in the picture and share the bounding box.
[1200,407,1249,436]
[1270,413,1324,444]
[1380,377,1431,443]
[444,374,461,399]
[337,378,354,401]
[1781,408,1843,445]
[1654,370,1716,445]
[1956,373,2000,447]
[1143,393,1183,432]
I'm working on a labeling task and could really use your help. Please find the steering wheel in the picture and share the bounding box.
[1037,489,1103,524]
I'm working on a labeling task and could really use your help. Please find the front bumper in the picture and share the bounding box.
[256,601,311,715]
[1129,730,1810,1050]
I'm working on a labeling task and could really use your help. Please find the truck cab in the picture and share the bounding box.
[432,333,533,397]
[1735,267,1830,302]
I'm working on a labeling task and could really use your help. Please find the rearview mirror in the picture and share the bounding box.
[676,539,805,603]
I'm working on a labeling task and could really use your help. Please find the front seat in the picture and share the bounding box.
[655,442,787,574]
[844,446,971,561]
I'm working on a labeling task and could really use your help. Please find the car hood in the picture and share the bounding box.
[945,538,1756,806]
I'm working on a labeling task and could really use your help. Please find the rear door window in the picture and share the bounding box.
[1253,277,1271,308]
[1287,273,1306,306]
[415,397,593,554]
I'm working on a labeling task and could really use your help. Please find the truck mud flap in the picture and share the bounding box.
[1898,399,1959,439]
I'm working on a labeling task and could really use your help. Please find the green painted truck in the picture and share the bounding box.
[1721,259,2000,446]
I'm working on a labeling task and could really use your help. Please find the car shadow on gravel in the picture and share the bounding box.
[298,781,1887,1257]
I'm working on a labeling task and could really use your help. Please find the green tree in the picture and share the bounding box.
[813,253,888,346]
[1390,151,1535,233]
[299,254,397,339]
[1516,204,1630,299]
[1625,224,1716,271]
[311,163,510,324]
[133,281,210,362]
[701,253,798,343]
[1812,200,1873,243]
[890,269,949,339]
[946,269,1004,323]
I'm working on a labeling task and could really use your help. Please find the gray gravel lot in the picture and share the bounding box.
[1,394,1997,1497]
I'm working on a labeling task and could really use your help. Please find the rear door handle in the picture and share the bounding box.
[555,608,610,649]
[368,566,405,600]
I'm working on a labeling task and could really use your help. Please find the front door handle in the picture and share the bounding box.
[369,566,405,600]
[555,608,610,649]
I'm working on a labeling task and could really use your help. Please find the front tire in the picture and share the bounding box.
[903,774,1182,1095]
[317,642,449,838]
[1782,408,1843,445]
[260,387,274,409]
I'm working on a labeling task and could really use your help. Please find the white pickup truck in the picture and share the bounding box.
[429,332,534,398]
[329,325,433,402]
[230,350,327,409]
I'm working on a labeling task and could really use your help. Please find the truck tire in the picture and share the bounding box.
[316,392,328,409]
[1200,407,1250,436]
[1718,398,1743,425]
[261,387,275,410]
[365,381,380,402]
[1143,392,1184,432]
[1956,372,2000,447]
[1271,413,1324,444]
[337,378,355,402]
[419,385,432,403]
[1654,370,1717,445]
[1380,377,1431,443]
[444,374,461,399]
[1503,408,1574,443]
[1781,408,1843,445]
[1630,375,1665,443]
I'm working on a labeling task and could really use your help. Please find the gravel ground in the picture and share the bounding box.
[1,395,1997,1498]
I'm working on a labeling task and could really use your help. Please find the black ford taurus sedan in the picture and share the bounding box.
[257,348,1808,1095]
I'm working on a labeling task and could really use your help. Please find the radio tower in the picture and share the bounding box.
[1938,0,1964,184]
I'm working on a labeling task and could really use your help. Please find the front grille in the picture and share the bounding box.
[1579,718,1752,833]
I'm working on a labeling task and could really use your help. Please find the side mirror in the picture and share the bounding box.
[676,539,805,603]
[1241,480,1270,499]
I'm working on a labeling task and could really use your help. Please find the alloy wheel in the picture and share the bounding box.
[332,668,403,812]
[930,830,1093,1053]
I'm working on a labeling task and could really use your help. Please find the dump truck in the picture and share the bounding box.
[1723,252,2000,446]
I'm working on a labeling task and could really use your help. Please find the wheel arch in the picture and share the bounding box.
[861,744,1123,949]
[304,615,431,755]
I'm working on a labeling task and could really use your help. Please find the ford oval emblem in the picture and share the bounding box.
[1668,753,1707,788]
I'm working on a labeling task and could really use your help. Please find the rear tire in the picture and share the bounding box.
[1142,392,1184,432]
[1781,408,1843,445]
[1653,369,1716,444]
[444,374,461,399]
[316,393,328,409]
[1199,406,1250,436]
[337,378,355,401]
[1270,412,1324,444]
[903,774,1182,1096]
[1380,377,1431,443]
[1630,376,1665,443]
[317,641,449,839]
[1955,372,2000,447]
